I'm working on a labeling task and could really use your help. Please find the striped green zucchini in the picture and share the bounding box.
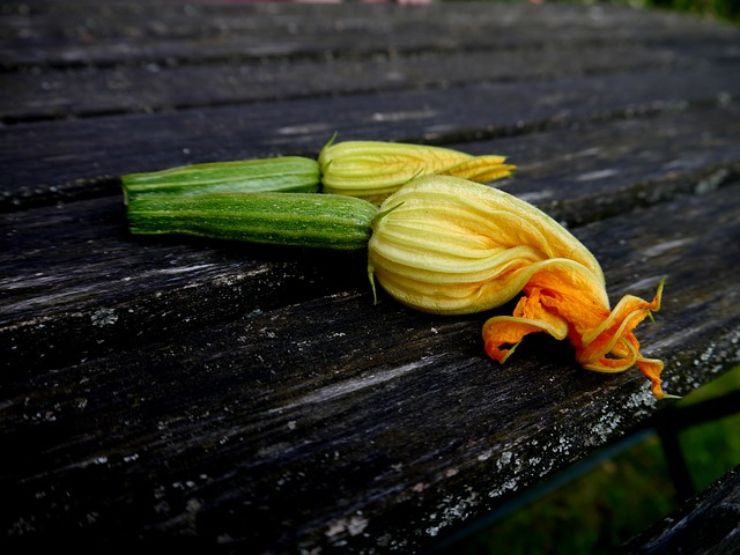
[122,156,320,204]
[127,192,379,250]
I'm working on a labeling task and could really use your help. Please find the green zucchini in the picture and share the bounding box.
[122,156,320,204]
[127,192,378,250]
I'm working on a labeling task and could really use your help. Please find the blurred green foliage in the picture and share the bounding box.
[634,0,739,22]
[451,365,740,554]
[679,366,740,490]
[572,0,740,23]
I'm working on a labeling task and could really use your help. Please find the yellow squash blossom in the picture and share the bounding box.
[319,140,515,203]
[368,176,667,398]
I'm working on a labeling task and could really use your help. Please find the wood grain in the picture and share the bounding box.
[3,3,736,68]
[3,66,739,211]
[4,43,723,123]
[2,184,739,552]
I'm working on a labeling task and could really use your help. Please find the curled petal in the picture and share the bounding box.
[580,280,663,351]
[637,357,666,400]
[483,275,666,398]
[483,289,569,363]
[577,280,666,398]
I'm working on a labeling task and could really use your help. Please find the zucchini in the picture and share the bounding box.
[127,192,378,250]
[122,156,320,204]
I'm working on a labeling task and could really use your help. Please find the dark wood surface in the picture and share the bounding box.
[2,2,739,552]
[625,466,740,554]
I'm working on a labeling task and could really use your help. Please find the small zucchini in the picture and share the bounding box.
[122,156,320,204]
[127,192,378,250]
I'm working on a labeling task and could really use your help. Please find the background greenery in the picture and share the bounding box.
[448,366,740,554]
[650,0,739,22]
[561,0,740,23]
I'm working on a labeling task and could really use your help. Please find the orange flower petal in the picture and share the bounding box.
[483,286,568,362]
[637,357,666,400]
[483,272,666,398]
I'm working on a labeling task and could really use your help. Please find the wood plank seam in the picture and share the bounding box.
[3,95,738,213]
[1,56,718,125]
[3,33,736,72]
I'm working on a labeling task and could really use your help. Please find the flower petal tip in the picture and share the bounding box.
[484,340,520,364]
[651,277,666,313]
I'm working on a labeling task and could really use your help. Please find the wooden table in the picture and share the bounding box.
[626,465,740,554]
[2,1,739,552]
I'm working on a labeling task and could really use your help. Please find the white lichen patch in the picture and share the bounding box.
[91,308,118,327]
[694,341,717,367]
[551,435,572,456]
[426,489,479,536]
[538,460,555,478]
[488,478,519,499]
[590,412,623,445]
[624,388,657,418]
[496,451,513,471]
[326,519,347,538]
[425,525,441,537]
[326,513,369,540]
[347,515,368,536]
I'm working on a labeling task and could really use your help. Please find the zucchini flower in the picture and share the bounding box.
[319,140,515,203]
[368,176,667,398]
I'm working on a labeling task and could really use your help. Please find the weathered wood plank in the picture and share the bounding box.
[5,2,656,41]
[3,66,740,210]
[2,104,739,374]
[2,184,739,552]
[3,4,738,71]
[4,23,735,71]
[0,2,731,50]
[625,466,740,554]
[0,2,713,28]
[3,43,718,123]
[457,105,740,225]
